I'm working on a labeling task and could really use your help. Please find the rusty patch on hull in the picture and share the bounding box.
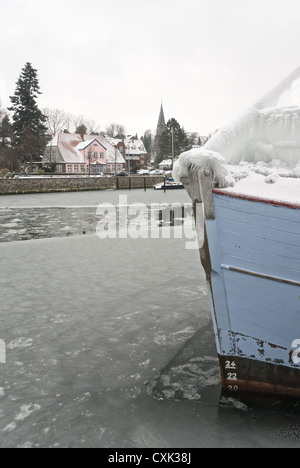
[219,355,300,398]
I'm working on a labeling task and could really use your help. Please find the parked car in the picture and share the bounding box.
[138,169,150,175]
[116,171,128,176]
[150,169,164,175]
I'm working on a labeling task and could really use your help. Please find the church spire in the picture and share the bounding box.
[157,103,166,135]
[154,102,166,160]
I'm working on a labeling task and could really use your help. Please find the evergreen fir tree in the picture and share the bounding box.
[0,115,13,143]
[75,123,88,135]
[142,130,153,165]
[155,118,188,166]
[8,62,47,162]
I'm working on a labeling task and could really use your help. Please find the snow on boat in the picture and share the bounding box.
[173,67,300,398]
[154,178,184,190]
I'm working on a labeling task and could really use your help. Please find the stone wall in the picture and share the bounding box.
[0,176,165,195]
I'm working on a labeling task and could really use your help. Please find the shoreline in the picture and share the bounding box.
[0,175,165,195]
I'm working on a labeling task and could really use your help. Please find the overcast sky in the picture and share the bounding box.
[0,0,300,137]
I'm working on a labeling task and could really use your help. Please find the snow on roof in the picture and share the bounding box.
[91,135,125,164]
[173,67,300,202]
[77,138,107,151]
[46,134,58,147]
[44,133,125,165]
[125,140,147,155]
[57,133,85,163]
[77,139,95,150]
[159,159,173,166]
[106,136,147,157]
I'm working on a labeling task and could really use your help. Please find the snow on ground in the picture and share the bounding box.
[0,229,300,447]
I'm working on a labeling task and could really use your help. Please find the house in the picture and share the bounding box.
[159,159,173,171]
[107,136,148,171]
[43,133,125,174]
[126,137,147,170]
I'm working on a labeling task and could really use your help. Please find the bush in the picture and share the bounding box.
[0,168,10,177]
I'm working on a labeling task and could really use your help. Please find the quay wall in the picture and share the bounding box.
[0,176,165,195]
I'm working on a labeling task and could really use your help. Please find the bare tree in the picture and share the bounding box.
[106,122,126,138]
[43,108,71,135]
[72,115,100,135]
[105,123,117,137]
[43,108,101,136]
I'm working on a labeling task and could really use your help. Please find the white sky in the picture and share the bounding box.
[1,0,300,137]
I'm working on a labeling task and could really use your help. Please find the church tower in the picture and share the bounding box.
[157,103,166,136]
[154,103,166,157]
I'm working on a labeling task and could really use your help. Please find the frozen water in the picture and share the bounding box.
[0,190,299,448]
[0,190,192,243]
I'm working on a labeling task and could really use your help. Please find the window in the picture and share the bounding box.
[56,165,62,173]
[88,151,92,159]
[94,152,98,159]
[74,165,79,173]
[81,165,85,173]
[67,165,72,173]
[100,152,104,159]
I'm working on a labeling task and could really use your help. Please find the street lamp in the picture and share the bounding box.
[171,126,175,170]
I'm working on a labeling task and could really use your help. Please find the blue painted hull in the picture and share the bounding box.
[205,192,300,396]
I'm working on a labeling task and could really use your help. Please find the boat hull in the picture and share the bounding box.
[205,191,300,397]
[154,183,184,190]
[183,165,300,398]
[218,354,300,398]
